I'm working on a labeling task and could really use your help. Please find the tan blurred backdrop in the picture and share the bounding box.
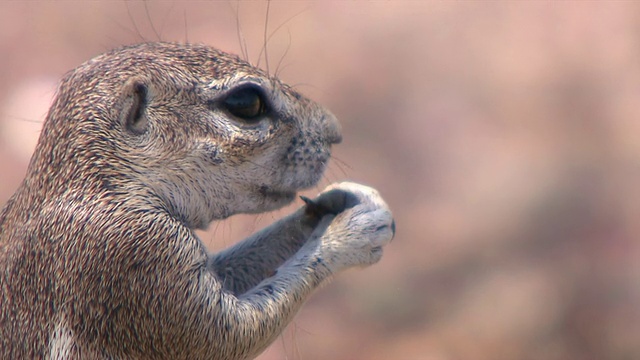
[1,2,639,360]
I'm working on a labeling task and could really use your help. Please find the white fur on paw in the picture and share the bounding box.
[363,208,394,248]
[314,182,394,271]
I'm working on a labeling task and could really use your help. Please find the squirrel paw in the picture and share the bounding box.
[306,182,395,271]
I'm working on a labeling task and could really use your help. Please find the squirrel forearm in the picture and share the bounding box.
[207,206,321,295]
[192,245,331,360]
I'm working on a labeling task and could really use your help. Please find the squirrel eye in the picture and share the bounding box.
[223,87,267,121]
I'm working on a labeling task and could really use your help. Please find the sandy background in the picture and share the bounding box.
[1,2,640,359]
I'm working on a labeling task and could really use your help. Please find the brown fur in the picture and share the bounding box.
[0,42,394,359]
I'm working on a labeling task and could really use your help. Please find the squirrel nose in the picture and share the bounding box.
[322,111,342,145]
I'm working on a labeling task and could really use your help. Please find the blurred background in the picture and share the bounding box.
[1,2,639,359]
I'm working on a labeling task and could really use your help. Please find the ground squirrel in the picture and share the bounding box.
[0,42,395,359]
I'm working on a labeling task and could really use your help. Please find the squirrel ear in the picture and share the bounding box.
[121,80,149,135]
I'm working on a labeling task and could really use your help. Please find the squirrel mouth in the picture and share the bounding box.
[258,185,297,202]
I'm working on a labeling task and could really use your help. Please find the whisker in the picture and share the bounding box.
[320,172,332,188]
[230,1,250,62]
[105,10,142,43]
[274,29,292,78]
[324,165,340,184]
[211,220,222,248]
[331,155,354,172]
[253,213,265,233]
[4,115,43,124]
[157,1,176,41]
[125,1,146,42]
[275,62,292,79]
[270,6,312,41]
[257,0,272,73]
[225,217,234,245]
[258,3,311,74]
[288,82,324,95]
[291,321,303,360]
[279,329,289,360]
[143,0,161,41]
[183,7,189,43]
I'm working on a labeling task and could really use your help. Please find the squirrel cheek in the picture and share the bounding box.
[199,142,224,165]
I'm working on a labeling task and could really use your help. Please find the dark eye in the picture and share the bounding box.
[223,87,268,121]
